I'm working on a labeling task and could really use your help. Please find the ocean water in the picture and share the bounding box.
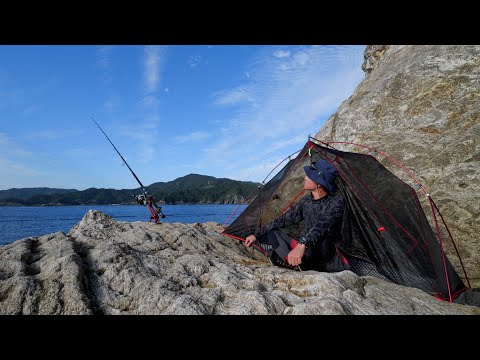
[0,204,247,246]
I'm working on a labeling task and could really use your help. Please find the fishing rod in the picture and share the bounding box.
[92,117,166,223]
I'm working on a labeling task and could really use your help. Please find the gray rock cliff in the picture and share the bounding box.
[0,210,477,315]
[316,45,479,286]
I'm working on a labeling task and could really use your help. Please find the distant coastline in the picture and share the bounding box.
[0,174,259,207]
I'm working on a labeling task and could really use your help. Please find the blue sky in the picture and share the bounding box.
[0,45,365,191]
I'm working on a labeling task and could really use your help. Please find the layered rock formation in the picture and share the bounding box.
[316,45,480,286]
[0,210,478,315]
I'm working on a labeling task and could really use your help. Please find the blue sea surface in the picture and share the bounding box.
[0,204,247,246]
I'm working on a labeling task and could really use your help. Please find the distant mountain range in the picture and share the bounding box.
[0,174,260,206]
[0,187,78,201]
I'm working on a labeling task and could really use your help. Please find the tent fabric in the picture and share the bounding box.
[453,288,480,306]
[222,140,467,301]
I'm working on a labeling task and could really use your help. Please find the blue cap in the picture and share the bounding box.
[303,160,339,193]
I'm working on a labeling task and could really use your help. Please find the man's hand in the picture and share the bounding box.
[287,243,305,266]
[245,235,256,247]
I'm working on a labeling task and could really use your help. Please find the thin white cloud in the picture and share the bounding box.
[0,133,10,145]
[213,86,254,107]
[0,133,44,187]
[144,46,166,93]
[131,46,168,163]
[65,147,96,157]
[188,55,202,68]
[119,115,160,164]
[96,46,115,85]
[25,129,85,141]
[293,51,309,66]
[226,159,285,184]
[0,157,44,177]
[23,105,40,114]
[199,137,290,183]
[203,45,365,182]
[138,145,155,165]
[175,131,210,143]
[97,46,114,68]
[103,95,120,112]
[0,132,32,157]
[273,50,291,58]
[266,133,309,154]
[140,94,160,108]
[212,47,363,140]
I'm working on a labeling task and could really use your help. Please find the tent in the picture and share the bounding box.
[222,137,471,303]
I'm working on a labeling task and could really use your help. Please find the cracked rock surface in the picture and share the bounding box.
[1,210,477,315]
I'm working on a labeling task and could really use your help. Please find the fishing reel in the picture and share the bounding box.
[133,193,166,220]
[133,193,148,206]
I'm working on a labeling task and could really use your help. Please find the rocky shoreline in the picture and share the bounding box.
[0,210,478,315]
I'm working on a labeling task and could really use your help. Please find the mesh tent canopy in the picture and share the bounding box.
[222,139,468,302]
